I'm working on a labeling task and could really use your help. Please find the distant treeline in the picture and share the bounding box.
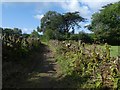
[1,1,120,45]
[37,1,120,45]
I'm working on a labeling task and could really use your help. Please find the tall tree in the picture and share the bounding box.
[40,11,63,33]
[40,11,85,34]
[62,12,85,33]
[87,1,120,44]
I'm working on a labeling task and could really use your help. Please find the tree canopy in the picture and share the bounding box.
[30,30,40,38]
[40,11,85,34]
[2,28,22,36]
[87,1,120,45]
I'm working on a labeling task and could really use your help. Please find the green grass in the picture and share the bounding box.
[99,45,119,57]
[47,39,119,57]
[110,46,119,57]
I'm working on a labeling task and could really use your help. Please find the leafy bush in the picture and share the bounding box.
[2,29,41,62]
[52,40,120,89]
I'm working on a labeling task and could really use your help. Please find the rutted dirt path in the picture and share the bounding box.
[3,43,70,88]
[19,43,62,88]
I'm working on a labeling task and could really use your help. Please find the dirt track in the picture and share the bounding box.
[20,44,62,88]
[3,43,73,88]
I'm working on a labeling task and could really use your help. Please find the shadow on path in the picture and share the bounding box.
[3,43,88,89]
[19,43,61,88]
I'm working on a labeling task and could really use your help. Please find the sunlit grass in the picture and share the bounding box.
[99,45,119,57]
[110,46,119,57]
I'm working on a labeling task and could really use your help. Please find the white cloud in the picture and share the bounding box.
[22,28,33,34]
[2,0,119,34]
[58,0,119,33]
[59,0,119,18]
[80,0,119,11]
[34,14,44,20]
[60,0,79,12]
[59,0,92,21]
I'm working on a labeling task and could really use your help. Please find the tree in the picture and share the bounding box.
[30,30,40,38]
[0,27,2,40]
[2,28,14,36]
[40,11,85,37]
[0,27,3,34]
[37,26,42,32]
[40,11,63,33]
[62,12,85,33]
[13,28,22,35]
[22,33,30,38]
[88,1,120,45]
[2,28,22,36]
[78,31,92,43]
[44,29,55,40]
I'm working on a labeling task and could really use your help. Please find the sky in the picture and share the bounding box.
[1,0,120,34]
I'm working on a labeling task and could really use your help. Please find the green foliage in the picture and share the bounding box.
[98,45,119,57]
[2,28,22,37]
[89,1,120,45]
[30,30,40,38]
[78,32,93,43]
[41,11,63,33]
[52,40,120,89]
[62,12,85,33]
[2,28,41,62]
[69,34,79,40]
[40,11,85,40]
[22,33,30,38]
[69,32,93,43]
[13,28,22,35]
[44,29,57,40]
